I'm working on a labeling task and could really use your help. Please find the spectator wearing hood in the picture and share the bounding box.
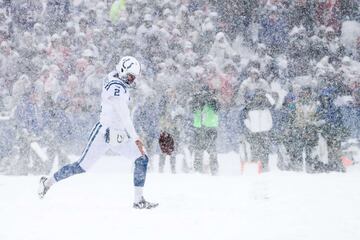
[209,32,233,66]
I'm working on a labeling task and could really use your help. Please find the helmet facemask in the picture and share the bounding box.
[116,56,141,88]
[125,73,137,88]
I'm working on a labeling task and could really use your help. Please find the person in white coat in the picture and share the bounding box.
[38,56,158,209]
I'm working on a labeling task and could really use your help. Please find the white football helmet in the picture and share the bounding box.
[116,56,141,78]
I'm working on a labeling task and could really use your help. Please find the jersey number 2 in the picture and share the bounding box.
[114,88,120,96]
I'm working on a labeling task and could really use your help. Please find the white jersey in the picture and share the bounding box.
[99,71,139,140]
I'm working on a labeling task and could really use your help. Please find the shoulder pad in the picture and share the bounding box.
[105,80,127,93]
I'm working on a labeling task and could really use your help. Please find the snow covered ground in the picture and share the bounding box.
[1,153,360,240]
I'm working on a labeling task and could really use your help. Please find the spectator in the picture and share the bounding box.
[10,0,42,31]
[209,32,233,66]
[0,41,19,93]
[259,6,289,55]
[242,88,274,172]
[237,67,271,105]
[287,26,311,77]
[45,0,71,34]
[315,0,342,34]
[189,86,220,175]
[289,0,315,34]
[292,86,326,173]
[316,87,348,172]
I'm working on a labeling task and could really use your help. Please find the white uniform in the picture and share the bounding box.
[78,71,141,171]
[40,57,158,207]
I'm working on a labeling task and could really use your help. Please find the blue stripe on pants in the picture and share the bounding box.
[88,122,100,141]
[78,123,102,164]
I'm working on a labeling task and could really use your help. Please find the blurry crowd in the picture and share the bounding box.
[0,0,359,175]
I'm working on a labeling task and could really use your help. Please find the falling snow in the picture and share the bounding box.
[1,0,360,239]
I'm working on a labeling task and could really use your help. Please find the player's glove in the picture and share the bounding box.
[159,131,175,155]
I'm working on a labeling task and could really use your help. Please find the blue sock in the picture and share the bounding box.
[134,155,149,187]
[54,162,85,182]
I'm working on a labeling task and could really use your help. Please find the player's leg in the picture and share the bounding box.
[133,154,159,209]
[119,141,158,209]
[158,153,165,173]
[38,123,108,198]
[170,154,176,174]
[207,129,218,175]
[194,149,204,173]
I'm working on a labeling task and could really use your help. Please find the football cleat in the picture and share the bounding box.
[133,197,159,209]
[38,176,50,199]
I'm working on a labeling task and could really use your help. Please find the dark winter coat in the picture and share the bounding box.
[10,0,43,30]
[189,88,219,150]
[343,104,360,137]
[45,0,71,34]
[289,2,315,33]
[259,14,289,51]
[316,90,348,140]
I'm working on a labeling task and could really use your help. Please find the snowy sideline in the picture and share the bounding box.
[1,154,360,240]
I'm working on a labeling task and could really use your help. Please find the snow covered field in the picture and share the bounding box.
[1,154,360,240]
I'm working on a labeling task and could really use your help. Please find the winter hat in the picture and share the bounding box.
[284,92,296,102]
[248,67,260,75]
